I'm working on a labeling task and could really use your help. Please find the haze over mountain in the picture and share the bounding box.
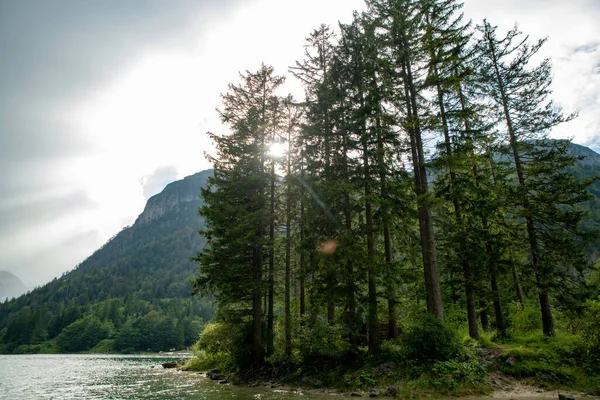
[0,272,27,302]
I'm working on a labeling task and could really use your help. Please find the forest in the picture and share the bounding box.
[189,0,600,394]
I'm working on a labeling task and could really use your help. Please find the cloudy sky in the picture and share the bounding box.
[1,0,599,288]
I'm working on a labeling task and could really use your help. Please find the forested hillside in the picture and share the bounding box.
[0,170,214,354]
[190,0,600,393]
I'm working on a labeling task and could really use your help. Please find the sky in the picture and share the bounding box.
[0,0,599,288]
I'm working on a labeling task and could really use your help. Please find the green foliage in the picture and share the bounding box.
[497,333,599,389]
[91,339,116,353]
[114,323,141,353]
[507,302,542,334]
[418,359,487,394]
[401,313,463,364]
[296,320,352,363]
[56,315,112,352]
[462,330,496,349]
[579,300,600,372]
[193,322,253,370]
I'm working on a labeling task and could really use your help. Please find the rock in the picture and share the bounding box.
[206,368,220,379]
[558,394,576,400]
[504,355,516,367]
[300,376,322,387]
[350,392,361,397]
[386,385,398,396]
[211,373,227,381]
[368,388,379,397]
[540,373,551,382]
[376,362,397,374]
[162,361,177,369]
[219,379,229,384]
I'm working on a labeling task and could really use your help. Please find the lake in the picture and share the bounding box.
[0,354,331,399]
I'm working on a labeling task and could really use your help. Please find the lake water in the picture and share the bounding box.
[0,354,331,399]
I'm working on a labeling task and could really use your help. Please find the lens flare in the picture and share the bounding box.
[321,239,337,255]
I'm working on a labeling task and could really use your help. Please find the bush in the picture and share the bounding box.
[580,300,600,373]
[401,313,463,364]
[91,339,116,353]
[193,321,252,370]
[508,302,542,334]
[13,344,41,354]
[296,319,352,364]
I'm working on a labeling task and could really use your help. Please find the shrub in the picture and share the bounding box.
[580,300,600,373]
[401,313,463,364]
[508,302,542,334]
[296,319,352,364]
[193,321,252,370]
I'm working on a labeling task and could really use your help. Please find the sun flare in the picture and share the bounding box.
[268,142,287,158]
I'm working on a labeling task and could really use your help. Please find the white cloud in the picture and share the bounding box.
[464,0,600,148]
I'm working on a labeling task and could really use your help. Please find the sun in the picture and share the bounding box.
[268,142,287,158]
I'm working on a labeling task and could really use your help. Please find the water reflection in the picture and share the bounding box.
[0,354,326,399]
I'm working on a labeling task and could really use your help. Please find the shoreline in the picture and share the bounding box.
[180,368,599,400]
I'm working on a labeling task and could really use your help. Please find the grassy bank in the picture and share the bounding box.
[182,311,600,398]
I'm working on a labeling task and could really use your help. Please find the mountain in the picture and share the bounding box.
[0,169,214,354]
[0,272,27,301]
[568,144,600,259]
[569,142,600,167]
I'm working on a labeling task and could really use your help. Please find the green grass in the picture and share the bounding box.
[494,332,598,392]
[89,339,116,353]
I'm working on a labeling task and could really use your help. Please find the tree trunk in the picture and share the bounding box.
[479,300,489,331]
[511,254,525,306]
[362,96,379,353]
[284,127,293,357]
[267,160,275,356]
[342,118,357,343]
[491,273,506,336]
[376,110,398,340]
[300,164,306,320]
[253,216,264,365]
[401,57,444,320]
[435,76,474,334]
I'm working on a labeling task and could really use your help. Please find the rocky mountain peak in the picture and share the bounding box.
[135,170,211,225]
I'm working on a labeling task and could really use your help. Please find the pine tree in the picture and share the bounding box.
[192,64,285,364]
[282,95,302,357]
[476,21,589,336]
[365,0,444,319]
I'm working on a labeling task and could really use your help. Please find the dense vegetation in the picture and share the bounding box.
[190,0,600,393]
[0,171,214,354]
